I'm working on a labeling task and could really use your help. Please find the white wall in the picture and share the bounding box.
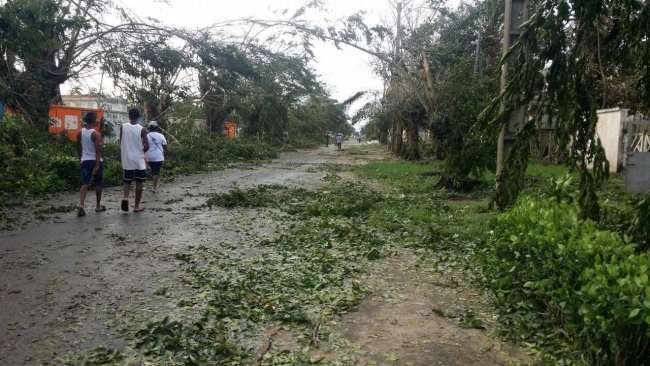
[596,108,628,173]
[63,99,98,109]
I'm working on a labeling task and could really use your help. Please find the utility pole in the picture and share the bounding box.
[394,2,402,61]
[390,1,403,154]
[474,30,481,75]
[496,0,529,173]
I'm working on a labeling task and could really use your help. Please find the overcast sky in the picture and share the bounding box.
[65,0,397,128]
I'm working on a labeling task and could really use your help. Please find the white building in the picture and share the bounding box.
[61,95,130,141]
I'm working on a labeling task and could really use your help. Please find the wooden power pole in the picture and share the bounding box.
[394,2,402,60]
[390,1,404,154]
[496,0,529,173]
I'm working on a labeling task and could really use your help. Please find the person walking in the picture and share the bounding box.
[146,121,168,193]
[325,132,329,147]
[75,112,105,216]
[120,108,149,212]
[335,133,343,151]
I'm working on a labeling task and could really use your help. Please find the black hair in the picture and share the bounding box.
[148,125,158,132]
[85,112,97,123]
[129,108,140,120]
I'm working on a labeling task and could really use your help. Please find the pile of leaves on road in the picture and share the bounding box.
[75,167,486,365]
[77,178,407,365]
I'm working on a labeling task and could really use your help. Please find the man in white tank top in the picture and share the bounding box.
[120,108,149,212]
[75,112,105,216]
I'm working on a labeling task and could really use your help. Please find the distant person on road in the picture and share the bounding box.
[146,121,168,193]
[325,132,329,147]
[357,135,362,144]
[76,112,105,217]
[335,133,343,151]
[120,108,149,213]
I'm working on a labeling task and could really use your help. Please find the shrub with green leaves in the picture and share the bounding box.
[482,196,650,364]
[0,114,77,202]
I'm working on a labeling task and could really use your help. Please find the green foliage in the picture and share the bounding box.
[421,1,500,187]
[359,0,501,186]
[481,196,650,364]
[48,155,81,187]
[0,0,125,129]
[289,94,356,139]
[203,184,287,208]
[194,41,353,143]
[0,114,78,203]
[356,160,442,194]
[104,35,193,127]
[136,316,243,365]
[599,193,650,252]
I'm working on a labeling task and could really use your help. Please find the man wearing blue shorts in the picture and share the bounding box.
[76,112,105,216]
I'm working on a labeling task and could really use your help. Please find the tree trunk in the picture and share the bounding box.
[391,121,404,154]
[403,121,420,160]
[379,128,389,144]
[206,107,234,134]
[199,73,233,134]
[246,110,260,136]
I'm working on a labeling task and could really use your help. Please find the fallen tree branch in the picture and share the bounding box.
[256,339,272,365]
[312,321,321,348]
[158,126,181,146]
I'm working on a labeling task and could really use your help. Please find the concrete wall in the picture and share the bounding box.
[596,108,628,173]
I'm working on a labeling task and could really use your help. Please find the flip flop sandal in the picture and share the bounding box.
[95,205,107,212]
[77,208,86,217]
[121,200,129,212]
[134,207,145,213]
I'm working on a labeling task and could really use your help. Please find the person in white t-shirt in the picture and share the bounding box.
[335,133,343,151]
[119,108,149,212]
[146,121,168,193]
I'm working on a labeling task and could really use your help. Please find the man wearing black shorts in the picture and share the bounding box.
[119,108,149,212]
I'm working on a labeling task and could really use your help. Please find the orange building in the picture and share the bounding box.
[48,105,104,140]
[4,105,104,140]
[223,122,236,139]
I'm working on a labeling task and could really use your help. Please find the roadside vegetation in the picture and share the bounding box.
[356,157,650,365]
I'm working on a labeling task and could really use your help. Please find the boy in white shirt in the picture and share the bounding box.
[145,121,168,193]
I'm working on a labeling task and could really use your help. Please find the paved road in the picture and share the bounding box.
[0,145,360,365]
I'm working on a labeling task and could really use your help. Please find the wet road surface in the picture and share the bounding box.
[0,145,360,365]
